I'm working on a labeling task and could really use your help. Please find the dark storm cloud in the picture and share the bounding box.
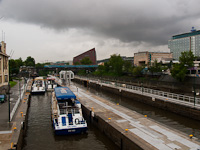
[1,0,200,46]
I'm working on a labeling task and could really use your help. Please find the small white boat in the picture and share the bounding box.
[46,76,57,91]
[31,77,46,94]
[51,87,87,135]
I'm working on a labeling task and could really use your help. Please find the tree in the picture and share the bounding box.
[132,66,144,76]
[179,51,195,67]
[171,64,187,82]
[80,57,92,65]
[24,56,35,67]
[74,62,80,65]
[109,54,124,76]
[35,63,44,68]
[15,57,24,67]
[171,51,195,81]
[123,61,132,73]
[9,59,19,75]
[149,60,162,75]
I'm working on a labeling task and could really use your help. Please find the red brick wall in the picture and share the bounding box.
[73,48,97,65]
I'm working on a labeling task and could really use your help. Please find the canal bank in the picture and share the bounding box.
[74,77,200,121]
[69,84,200,150]
[22,91,119,150]
[0,79,32,150]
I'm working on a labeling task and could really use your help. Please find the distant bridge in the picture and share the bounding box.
[43,65,98,74]
[44,65,98,69]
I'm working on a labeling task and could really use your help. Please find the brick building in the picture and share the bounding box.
[73,48,97,65]
[0,41,9,94]
[134,51,172,66]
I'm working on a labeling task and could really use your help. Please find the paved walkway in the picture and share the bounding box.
[0,79,25,150]
[76,76,200,109]
[70,84,200,150]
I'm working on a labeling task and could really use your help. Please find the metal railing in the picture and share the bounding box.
[10,79,28,121]
[75,76,200,106]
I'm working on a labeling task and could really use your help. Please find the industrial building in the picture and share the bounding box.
[134,51,172,66]
[0,41,9,94]
[73,48,97,65]
[168,27,200,60]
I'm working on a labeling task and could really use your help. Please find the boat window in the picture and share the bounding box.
[74,109,79,114]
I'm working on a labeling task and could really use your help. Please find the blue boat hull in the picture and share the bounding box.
[54,127,88,135]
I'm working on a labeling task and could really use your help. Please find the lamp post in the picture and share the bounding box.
[193,74,197,106]
[8,81,10,122]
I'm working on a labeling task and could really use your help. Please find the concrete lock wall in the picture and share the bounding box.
[81,104,147,150]
[74,78,200,121]
[16,94,30,150]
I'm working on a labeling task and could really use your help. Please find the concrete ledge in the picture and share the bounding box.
[70,85,200,150]
[74,78,200,121]
[8,80,32,150]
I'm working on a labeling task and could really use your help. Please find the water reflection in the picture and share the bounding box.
[23,92,119,150]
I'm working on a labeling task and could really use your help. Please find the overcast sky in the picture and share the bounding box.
[0,0,200,63]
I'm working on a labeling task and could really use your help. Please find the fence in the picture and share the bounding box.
[10,79,29,121]
[76,76,200,106]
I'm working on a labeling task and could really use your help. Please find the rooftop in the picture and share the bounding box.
[172,28,200,40]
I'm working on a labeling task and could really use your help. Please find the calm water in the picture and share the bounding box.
[22,92,119,150]
[74,82,200,140]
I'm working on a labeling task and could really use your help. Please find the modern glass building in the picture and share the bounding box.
[168,27,200,60]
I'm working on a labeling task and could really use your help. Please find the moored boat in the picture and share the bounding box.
[31,77,46,94]
[46,76,57,91]
[51,87,87,135]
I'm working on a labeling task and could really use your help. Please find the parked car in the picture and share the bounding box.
[0,95,6,103]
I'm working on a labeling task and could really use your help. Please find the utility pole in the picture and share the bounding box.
[8,82,10,122]
[193,76,196,106]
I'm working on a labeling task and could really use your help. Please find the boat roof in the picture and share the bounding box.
[34,77,44,80]
[54,87,76,100]
[0,95,5,99]
[47,77,55,80]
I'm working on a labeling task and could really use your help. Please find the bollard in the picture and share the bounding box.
[11,142,14,149]
[189,134,193,139]
[91,107,94,112]
[21,112,23,117]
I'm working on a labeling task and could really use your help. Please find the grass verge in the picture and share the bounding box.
[9,81,17,88]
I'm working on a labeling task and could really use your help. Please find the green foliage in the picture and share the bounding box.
[94,54,135,77]
[74,62,80,65]
[171,64,187,82]
[132,66,144,76]
[171,51,195,82]
[77,70,86,75]
[15,58,24,67]
[80,57,92,65]
[38,70,48,76]
[9,81,17,88]
[108,54,124,76]
[9,59,19,75]
[9,57,24,77]
[24,56,35,66]
[35,63,44,68]
[149,60,162,74]
[179,51,195,67]
[123,61,132,72]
